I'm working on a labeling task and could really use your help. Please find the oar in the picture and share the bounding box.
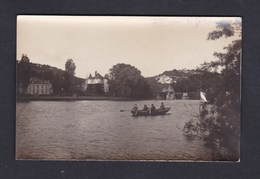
[120,109,132,112]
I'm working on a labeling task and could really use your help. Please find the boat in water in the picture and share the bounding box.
[131,107,171,116]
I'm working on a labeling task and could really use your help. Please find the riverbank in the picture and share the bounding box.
[16,96,148,102]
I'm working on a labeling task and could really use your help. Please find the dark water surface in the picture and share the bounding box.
[16,100,213,160]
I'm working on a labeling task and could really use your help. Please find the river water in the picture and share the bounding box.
[16,100,214,161]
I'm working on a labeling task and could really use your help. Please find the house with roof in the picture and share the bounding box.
[85,71,109,94]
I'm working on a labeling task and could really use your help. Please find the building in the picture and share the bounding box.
[26,77,53,95]
[85,71,109,94]
[182,92,190,100]
[157,85,176,100]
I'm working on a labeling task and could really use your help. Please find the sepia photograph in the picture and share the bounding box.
[16,16,241,161]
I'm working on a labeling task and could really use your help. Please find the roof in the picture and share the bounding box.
[87,72,104,80]
[94,73,104,80]
[29,77,51,84]
[88,74,93,79]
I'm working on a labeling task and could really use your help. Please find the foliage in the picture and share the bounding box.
[51,72,65,95]
[145,69,210,97]
[162,69,194,78]
[144,77,167,98]
[17,56,84,96]
[207,21,235,40]
[17,54,31,94]
[184,20,241,160]
[108,63,152,98]
[64,59,76,95]
[65,59,76,76]
[174,70,221,93]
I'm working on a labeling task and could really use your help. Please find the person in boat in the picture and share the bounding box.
[132,104,138,115]
[150,104,156,114]
[160,102,165,110]
[143,104,149,111]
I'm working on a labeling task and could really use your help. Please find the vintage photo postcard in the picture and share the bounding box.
[16,16,241,161]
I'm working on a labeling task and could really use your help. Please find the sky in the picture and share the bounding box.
[17,16,240,78]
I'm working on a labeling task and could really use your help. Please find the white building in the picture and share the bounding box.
[85,71,109,94]
[182,92,190,100]
[26,77,53,95]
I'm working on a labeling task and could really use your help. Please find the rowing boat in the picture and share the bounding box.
[131,107,171,116]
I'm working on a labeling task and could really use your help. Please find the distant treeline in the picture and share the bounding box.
[17,55,85,96]
[146,69,221,97]
[17,55,221,99]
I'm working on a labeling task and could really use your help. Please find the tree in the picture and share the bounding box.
[17,54,31,94]
[108,63,152,98]
[51,72,65,95]
[183,20,241,160]
[173,70,221,94]
[65,59,76,76]
[64,59,76,95]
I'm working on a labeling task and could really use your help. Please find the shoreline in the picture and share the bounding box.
[16,96,151,102]
[16,96,200,102]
